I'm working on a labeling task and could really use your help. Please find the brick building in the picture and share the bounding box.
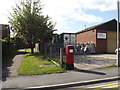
[76,19,120,53]
[0,24,10,39]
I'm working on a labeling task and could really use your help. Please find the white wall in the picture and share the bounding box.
[63,34,76,45]
[70,34,76,44]
[64,34,70,44]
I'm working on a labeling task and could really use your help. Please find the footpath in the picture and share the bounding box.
[2,51,120,90]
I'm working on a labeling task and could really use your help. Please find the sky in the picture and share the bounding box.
[0,0,119,34]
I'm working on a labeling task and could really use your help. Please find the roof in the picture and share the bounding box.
[76,19,120,34]
[60,33,76,35]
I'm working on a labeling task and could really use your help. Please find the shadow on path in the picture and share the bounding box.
[2,56,14,81]
[2,51,27,81]
[16,51,27,55]
[74,67,106,75]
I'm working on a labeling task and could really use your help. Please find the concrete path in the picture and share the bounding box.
[9,54,24,76]
[2,50,25,81]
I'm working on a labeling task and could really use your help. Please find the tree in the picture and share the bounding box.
[9,0,56,54]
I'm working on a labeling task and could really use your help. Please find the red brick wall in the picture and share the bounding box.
[76,29,97,44]
[76,29,108,53]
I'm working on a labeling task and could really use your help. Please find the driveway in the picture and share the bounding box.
[74,54,116,70]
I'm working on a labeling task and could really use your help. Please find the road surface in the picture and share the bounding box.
[55,81,120,90]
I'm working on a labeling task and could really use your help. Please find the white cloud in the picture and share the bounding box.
[79,0,117,12]
[42,0,117,33]
[0,0,117,33]
[70,13,103,23]
[0,0,19,24]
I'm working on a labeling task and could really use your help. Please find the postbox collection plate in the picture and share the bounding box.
[69,49,73,53]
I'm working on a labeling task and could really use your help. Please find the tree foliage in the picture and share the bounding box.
[9,0,56,53]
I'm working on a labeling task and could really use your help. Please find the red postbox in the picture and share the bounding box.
[66,45,74,70]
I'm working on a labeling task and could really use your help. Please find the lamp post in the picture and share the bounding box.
[117,0,120,67]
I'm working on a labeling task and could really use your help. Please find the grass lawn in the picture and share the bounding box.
[18,51,66,75]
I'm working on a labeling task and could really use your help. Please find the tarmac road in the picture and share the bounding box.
[53,81,120,90]
[74,54,116,70]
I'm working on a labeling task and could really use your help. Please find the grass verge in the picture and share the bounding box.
[18,52,66,75]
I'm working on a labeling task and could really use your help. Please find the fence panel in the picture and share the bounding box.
[40,43,64,59]
[39,42,96,58]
